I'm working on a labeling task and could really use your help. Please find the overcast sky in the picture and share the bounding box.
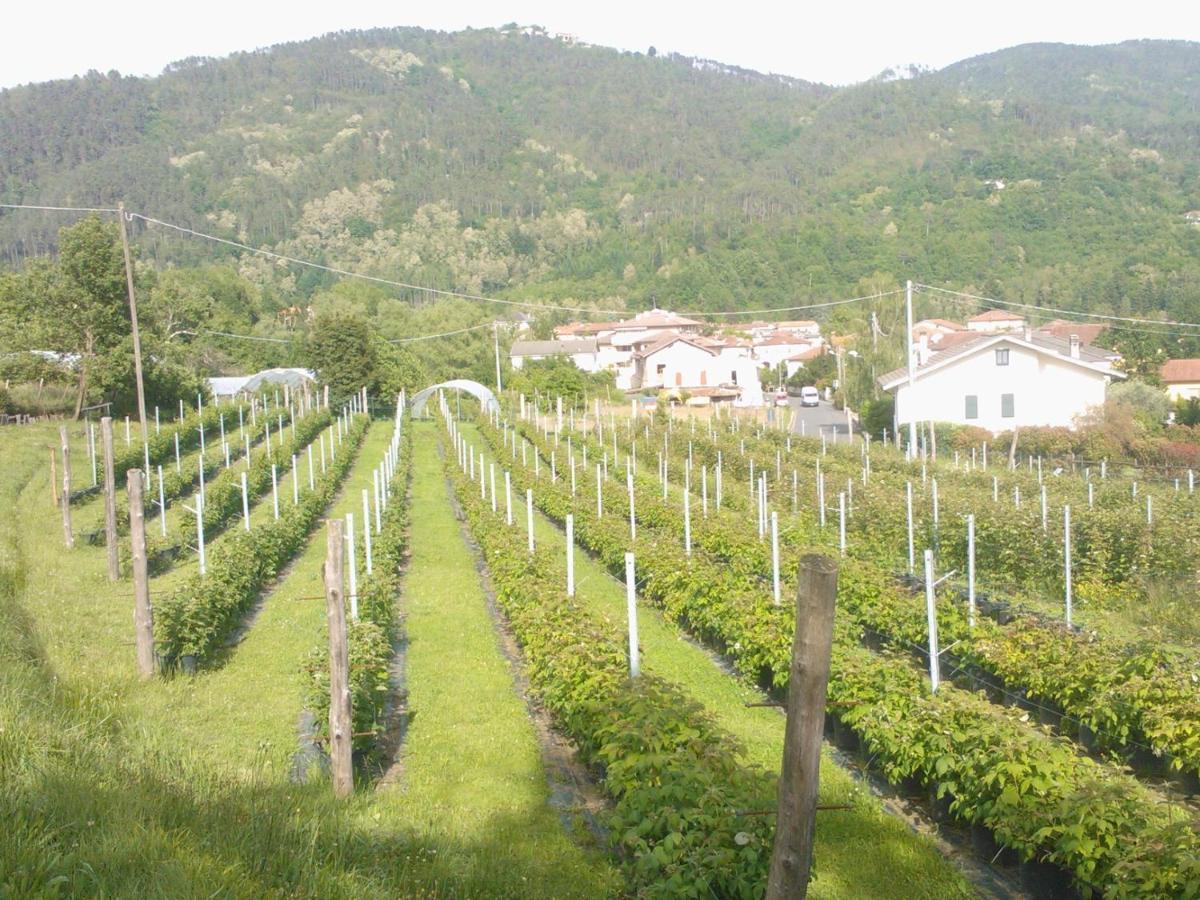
[4,0,1197,89]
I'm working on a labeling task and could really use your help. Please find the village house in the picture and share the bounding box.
[630,332,764,406]
[966,309,1026,333]
[880,328,1123,433]
[783,345,826,379]
[508,339,600,372]
[1161,359,1200,400]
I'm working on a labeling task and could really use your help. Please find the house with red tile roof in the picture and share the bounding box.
[1161,359,1200,400]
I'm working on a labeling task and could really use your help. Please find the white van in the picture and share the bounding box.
[799,386,820,407]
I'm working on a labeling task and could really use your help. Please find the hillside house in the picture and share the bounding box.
[784,345,826,379]
[879,330,1122,433]
[967,309,1026,333]
[509,339,600,372]
[631,333,764,405]
[1161,359,1200,400]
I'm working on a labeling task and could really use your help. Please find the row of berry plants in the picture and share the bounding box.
[305,416,411,757]
[140,407,333,571]
[483,415,1200,896]
[444,415,779,898]
[542,417,1200,783]
[153,413,368,667]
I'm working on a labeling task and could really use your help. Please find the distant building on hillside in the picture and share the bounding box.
[1161,359,1200,401]
[879,328,1122,433]
[509,339,600,372]
[966,309,1026,333]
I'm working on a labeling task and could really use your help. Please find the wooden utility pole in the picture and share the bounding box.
[116,203,148,433]
[101,417,119,580]
[323,519,353,798]
[766,554,839,900]
[59,427,74,548]
[126,469,155,678]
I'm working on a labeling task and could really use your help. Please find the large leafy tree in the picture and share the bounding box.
[304,310,376,404]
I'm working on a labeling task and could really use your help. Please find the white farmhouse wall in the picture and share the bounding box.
[640,343,720,389]
[1166,383,1200,401]
[894,342,1108,432]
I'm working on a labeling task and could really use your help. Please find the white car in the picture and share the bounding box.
[774,391,789,407]
[799,386,820,407]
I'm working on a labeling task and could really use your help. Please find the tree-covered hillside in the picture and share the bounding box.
[2,29,1198,316]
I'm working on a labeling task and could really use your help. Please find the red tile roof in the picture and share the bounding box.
[1038,320,1106,346]
[1161,359,1200,384]
[969,309,1025,322]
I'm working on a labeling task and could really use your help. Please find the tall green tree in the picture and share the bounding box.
[304,310,376,403]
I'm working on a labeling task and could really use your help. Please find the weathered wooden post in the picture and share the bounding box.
[766,553,838,900]
[60,426,74,549]
[101,418,118,576]
[126,469,156,678]
[324,519,353,798]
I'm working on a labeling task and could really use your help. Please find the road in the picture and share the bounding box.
[787,397,853,439]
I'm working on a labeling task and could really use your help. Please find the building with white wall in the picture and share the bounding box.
[879,332,1121,433]
[1162,359,1200,401]
[509,339,600,372]
[966,309,1025,333]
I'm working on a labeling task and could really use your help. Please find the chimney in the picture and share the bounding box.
[1022,324,1033,342]
[1069,334,1081,359]
[917,334,929,364]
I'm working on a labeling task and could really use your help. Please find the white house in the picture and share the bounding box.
[966,309,1025,333]
[752,333,823,369]
[509,339,600,372]
[879,331,1122,433]
[630,333,764,405]
[784,345,826,380]
[1161,359,1200,401]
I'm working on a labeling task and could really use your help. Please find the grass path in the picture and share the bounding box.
[520,485,974,898]
[370,422,618,896]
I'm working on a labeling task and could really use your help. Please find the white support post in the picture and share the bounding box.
[240,472,250,531]
[346,512,358,620]
[490,463,497,514]
[771,510,780,605]
[595,464,603,518]
[292,455,299,505]
[838,492,846,556]
[924,549,940,692]
[362,489,373,576]
[566,514,575,597]
[932,478,939,528]
[174,432,181,473]
[627,470,636,542]
[271,464,279,520]
[505,471,513,526]
[1064,505,1073,628]
[684,488,692,558]
[526,489,535,553]
[157,464,166,537]
[906,481,915,574]
[967,513,976,628]
[625,552,639,678]
[196,495,206,576]
[1041,485,1048,532]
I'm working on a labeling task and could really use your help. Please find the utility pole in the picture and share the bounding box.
[493,322,503,393]
[117,203,148,434]
[905,279,917,458]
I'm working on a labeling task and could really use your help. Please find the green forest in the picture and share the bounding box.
[1,28,1199,411]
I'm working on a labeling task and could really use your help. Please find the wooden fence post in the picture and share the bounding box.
[127,469,156,678]
[60,426,74,549]
[324,518,353,798]
[101,417,118,579]
[766,553,839,900]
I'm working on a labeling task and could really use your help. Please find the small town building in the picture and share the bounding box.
[1161,359,1200,401]
[966,309,1026,333]
[508,339,600,372]
[879,330,1122,433]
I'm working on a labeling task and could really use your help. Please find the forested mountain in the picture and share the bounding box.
[2,28,1199,329]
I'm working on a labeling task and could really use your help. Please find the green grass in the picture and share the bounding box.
[518,468,974,898]
[0,420,617,897]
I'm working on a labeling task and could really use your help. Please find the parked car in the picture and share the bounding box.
[799,386,820,407]
[774,391,789,407]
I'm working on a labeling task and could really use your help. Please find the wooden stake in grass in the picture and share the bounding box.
[766,553,838,900]
[101,417,118,578]
[126,469,156,679]
[60,426,74,549]
[323,518,353,798]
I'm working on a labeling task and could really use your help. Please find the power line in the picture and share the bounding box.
[691,290,903,317]
[0,203,120,214]
[916,283,1200,331]
[386,322,494,344]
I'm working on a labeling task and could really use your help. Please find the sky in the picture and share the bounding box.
[3,0,1198,89]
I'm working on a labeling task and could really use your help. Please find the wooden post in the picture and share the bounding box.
[98,418,119,578]
[323,519,353,798]
[766,553,838,900]
[49,447,58,507]
[60,426,74,549]
[127,469,156,678]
